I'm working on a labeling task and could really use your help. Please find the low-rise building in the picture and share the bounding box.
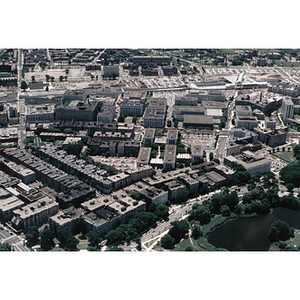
[120,99,143,117]
[143,128,155,146]
[236,116,259,130]
[25,104,55,124]
[49,207,84,234]
[163,145,177,170]
[97,105,116,123]
[136,147,152,167]
[167,129,178,145]
[191,144,203,164]
[183,115,214,130]
[12,197,59,232]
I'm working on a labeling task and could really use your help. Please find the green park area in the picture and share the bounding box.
[273,151,297,163]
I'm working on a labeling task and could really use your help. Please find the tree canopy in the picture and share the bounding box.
[161,234,176,249]
[40,226,55,251]
[25,226,39,247]
[280,160,300,188]
[267,220,294,243]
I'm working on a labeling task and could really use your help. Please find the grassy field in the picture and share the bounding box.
[273,60,300,67]
[273,151,296,163]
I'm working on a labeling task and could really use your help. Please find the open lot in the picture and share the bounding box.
[273,151,296,163]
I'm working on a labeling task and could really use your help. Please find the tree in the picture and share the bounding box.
[191,224,202,239]
[280,160,300,187]
[45,74,50,82]
[209,152,214,161]
[87,231,101,248]
[167,120,172,127]
[0,243,11,251]
[154,204,169,220]
[51,76,55,82]
[293,144,300,157]
[188,205,211,225]
[40,226,55,251]
[31,75,35,82]
[72,217,87,235]
[59,75,64,82]
[286,183,294,193]
[220,205,231,216]
[21,81,28,91]
[267,220,294,243]
[151,149,158,159]
[25,226,39,247]
[161,234,175,249]
[65,69,69,74]
[91,74,95,80]
[57,227,79,250]
[169,220,189,243]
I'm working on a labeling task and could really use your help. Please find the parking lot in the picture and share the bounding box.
[181,132,216,150]
[91,156,137,171]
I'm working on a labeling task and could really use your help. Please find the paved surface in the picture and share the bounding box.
[0,225,29,252]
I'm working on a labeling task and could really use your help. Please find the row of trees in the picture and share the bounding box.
[105,211,159,245]
[161,220,189,249]
[25,217,102,251]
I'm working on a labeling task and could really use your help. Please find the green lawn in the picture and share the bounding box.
[273,60,300,67]
[173,236,193,251]
[273,151,296,163]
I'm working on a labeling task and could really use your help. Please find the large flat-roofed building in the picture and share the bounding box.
[225,151,271,176]
[131,56,171,66]
[0,195,24,222]
[183,115,214,129]
[103,65,119,77]
[25,104,55,123]
[163,145,177,170]
[164,180,187,201]
[236,116,258,130]
[127,182,168,206]
[162,66,178,76]
[167,129,178,145]
[175,96,198,106]
[143,107,165,128]
[143,128,155,146]
[82,192,146,236]
[12,197,59,232]
[55,100,99,122]
[191,144,203,163]
[254,128,287,147]
[236,93,282,115]
[197,91,226,102]
[205,171,227,190]
[63,90,87,102]
[97,105,116,123]
[49,207,84,234]
[137,147,152,167]
[0,111,8,126]
[172,106,205,121]
[120,99,143,117]
[0,158,36,184]
[236,105,252,117]
[282,97,294,120]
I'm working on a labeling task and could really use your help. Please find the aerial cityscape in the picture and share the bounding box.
[1,48,300,252]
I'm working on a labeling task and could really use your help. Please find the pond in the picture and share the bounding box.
[207,207,300,251]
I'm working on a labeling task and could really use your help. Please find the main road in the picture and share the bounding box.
[17,49,26,149]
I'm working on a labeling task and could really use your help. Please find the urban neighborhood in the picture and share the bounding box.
[1,48,300,251]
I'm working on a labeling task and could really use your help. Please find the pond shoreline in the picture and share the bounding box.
[206,207,300,251]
